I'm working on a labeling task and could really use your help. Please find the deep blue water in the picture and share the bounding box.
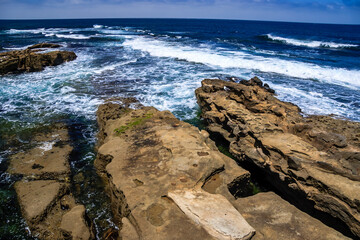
[0,18,359,239]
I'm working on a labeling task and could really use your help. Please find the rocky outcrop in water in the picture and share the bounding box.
[0,43,76,75]
[8,125,92,240]
[95,100,349,240]
[196,78,360,238]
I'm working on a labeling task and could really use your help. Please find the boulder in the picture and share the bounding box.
[0,43,76,75]
[95,102,256,239]
[8,125,92,240]
[195,78,360,238]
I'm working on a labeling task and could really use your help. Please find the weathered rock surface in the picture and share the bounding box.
[0,43,76,75]
[8,125,92,240]
[95,102,255,239]
[233,192,350,240]
[169,189,255,240]
[196,78,360,238]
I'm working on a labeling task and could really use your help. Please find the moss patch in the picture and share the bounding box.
[114,113,153,135]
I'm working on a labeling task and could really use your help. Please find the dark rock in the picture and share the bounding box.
[27,43,61,49]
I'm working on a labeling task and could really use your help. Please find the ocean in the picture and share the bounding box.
[0,18,359,239]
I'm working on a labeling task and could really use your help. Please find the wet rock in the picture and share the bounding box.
[8,125,92,239]
[196,78,360,237]
[95,102,254,239]
[0,43,76,75]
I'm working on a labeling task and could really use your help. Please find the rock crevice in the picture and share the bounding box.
[196,78,360,238]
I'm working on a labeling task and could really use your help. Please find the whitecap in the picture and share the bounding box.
[123,36,360,89]
[94,59,137,74]
[265,34,358,49]
[60,86,76,94]
[5,28,45,34]
[93,24,104,29]
[55,34,90,39]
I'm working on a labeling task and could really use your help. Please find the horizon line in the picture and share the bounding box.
[0,17,359,26]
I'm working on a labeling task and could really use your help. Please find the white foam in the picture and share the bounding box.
[60,86,76,94]
[123,36,360,89]
[271,84,349,117]
[266,34,358,49]
[94,59,137,74]
[5,28,45,34]
[55,34,90,39]
[39,141,55,152]
[93,24,104,29]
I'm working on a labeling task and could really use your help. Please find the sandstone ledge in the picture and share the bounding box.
[95,102,256,239]
[95,100,351,239]
[195,78,360,238]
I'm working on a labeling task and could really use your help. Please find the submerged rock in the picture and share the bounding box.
[95,101,256,239]
[8,125,92,240]
[0,43,76,75]
[196,78,360,238]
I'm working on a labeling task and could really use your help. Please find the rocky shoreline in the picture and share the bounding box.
[5,75,360,239]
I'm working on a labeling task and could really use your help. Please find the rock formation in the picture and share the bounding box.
[196,78,360,238]
[95,99,350,239]
[0,43,76,75]
[8,125,92,240]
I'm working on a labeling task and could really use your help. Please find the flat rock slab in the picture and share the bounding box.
[60,205,91,240]
[15,180,67,223]
[9,144,72,179]
[234,192,350,240]
[9,127,72,180]
[169,189,255,240]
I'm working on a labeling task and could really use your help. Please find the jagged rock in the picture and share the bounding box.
[0,43,76,75]
[196,78,360,238]
[8,125,92,240]
[95,102,255,239]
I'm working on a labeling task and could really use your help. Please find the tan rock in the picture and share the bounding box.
[15,180,67,223]
[95,103,253,239]
[196,78,360,237]
[168,188,255,240]
[8,125,92,239]
[234,192,350,240]
[60,205,91,240]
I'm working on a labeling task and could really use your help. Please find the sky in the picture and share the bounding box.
[0,0,359,24]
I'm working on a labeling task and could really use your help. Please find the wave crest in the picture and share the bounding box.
[264,34,358,49]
